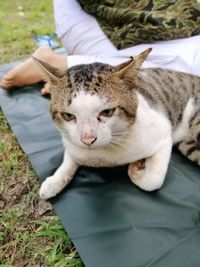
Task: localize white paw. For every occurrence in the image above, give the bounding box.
[132,172,164,191]
[39,175,66,200]
[128,165,165,191]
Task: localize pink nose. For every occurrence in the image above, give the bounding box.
[81,136,97,146]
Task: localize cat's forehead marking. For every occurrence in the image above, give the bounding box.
[69,90,107,117]
[67,63,111,94]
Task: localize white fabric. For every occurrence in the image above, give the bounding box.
[54,0,200,76]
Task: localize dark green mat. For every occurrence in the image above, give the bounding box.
[0,62,200,267]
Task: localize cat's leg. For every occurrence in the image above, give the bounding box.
[178,139,200,165]
[39,151,78,199]
[128,138,172,191]
[177,112,200,165]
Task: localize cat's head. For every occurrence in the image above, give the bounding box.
[33,48,151,149]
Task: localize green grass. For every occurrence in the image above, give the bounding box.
[0,1,83,266]
[0,111,83,266]
[0,0,56,64]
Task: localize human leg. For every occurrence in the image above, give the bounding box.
[0,46,68,94]
[54,0,118,56]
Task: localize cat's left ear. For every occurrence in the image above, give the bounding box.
[113,48,152,80]
[32,56,65,84]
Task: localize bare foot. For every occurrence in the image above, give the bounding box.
[0,46,68,95]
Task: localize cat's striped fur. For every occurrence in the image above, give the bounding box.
[137,68,200,164]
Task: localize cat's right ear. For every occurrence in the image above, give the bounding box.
[32,57,65,84]
[113,48,152,81]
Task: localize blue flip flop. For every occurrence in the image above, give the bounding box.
[34,34,60,49]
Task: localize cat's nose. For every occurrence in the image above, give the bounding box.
[81,136,97,146]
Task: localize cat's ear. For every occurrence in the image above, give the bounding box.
[32,56,65,84]
[113,48,152,80]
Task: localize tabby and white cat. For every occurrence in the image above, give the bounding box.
[34,48,200,200]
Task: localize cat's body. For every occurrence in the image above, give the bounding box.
[34,49,200,200]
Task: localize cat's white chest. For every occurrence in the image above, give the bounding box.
[64,93,172,167]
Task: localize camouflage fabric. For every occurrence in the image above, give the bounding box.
[78,0,200,49]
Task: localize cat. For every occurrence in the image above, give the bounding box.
[33,48,200,200]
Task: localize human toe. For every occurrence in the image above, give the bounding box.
[41,83,50,95]
[0,76,14,89]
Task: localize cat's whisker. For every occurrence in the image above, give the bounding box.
[112,136,129,142]
[99,142,121,153]
[105,146,116,153]
[110,140,127,151]
[104,142,124,153]
[111,137,133,146]
[110,139,132,151]
[111,143,128,152]
[104,144,115,152]
[111,133,128,138]
[96,136,129,151]
[112,141,132,148]
[108,145,123,153]
[112,130,129,135]
[96,127,123,150]
[112,135,132,142]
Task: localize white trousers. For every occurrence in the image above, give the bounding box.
[54,0,200,76]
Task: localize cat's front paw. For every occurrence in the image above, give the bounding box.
[39,175,65,200]
[128,160,164,191]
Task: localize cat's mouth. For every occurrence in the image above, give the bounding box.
[81,142,109,150]
[83,145,93,150]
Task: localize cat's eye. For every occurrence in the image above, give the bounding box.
[61,112,76,121]
[100,108,116,117]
